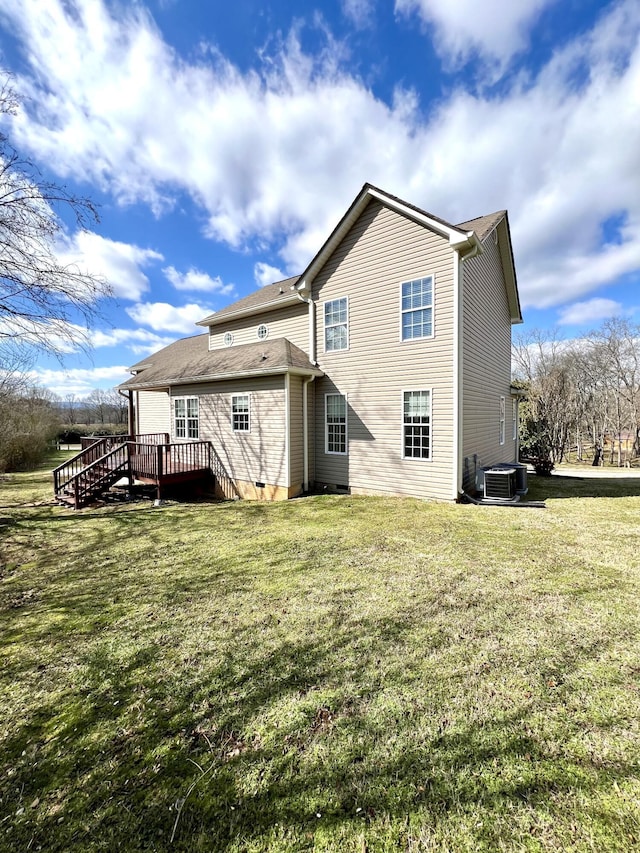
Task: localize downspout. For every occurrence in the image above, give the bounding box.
[119,388,135,437]
[296,289,316,365]
[284,373,290,494]
[297,287,317,494]
[452,234,482,501]
[302,375,315,492]
[452,254,463,501]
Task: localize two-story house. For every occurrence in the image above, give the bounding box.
[118,183,522,502]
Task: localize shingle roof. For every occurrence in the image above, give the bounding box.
[119,334,321,390]
[197,276,300,326]
[456,210,506,240]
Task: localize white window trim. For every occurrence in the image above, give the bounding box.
[325,392,348,455]
[512,398,517,442]
[401,389,432,461]
[231,393,251,434]
[323,296,349,354]
[173,395,199,441]
[256,324,269,341]
[224,331,234,347]
[399,275,435,343]
[499,396,506,446]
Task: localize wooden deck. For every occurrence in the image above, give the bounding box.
[129,441,213,497]
[54,435,215,506]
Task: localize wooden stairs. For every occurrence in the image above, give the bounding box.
[53,434,221,508]
[53,439,132,509]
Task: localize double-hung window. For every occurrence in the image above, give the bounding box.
[232,394,250,433]
[174,396,199,439]
[403,390,431,459]
[499,396,506,445]
[325,393,347,454]
[324,298,348,351]
[401,276,433,340]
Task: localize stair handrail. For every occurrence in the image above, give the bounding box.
[53,437,111,495]
[67,443,131,509]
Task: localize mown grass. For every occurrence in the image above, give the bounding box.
[1,455,640,851]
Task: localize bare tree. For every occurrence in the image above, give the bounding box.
[0,75,111,362]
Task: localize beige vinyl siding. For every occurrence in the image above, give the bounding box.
[209,303,308,352]
[312,199,456,500]
[288,375,304,492]
[461,229,517,474]
[137,391,170,435]
[172,377,288,488]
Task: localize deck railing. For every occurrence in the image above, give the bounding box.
[55,434,169,496]
[80,433,168,450]
[70,443,131,509]
[128,440,212,479]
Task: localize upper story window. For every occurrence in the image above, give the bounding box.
[257,324,269,340]
[401,276,433,340]
[174,396,199,440]
[223,332,234,347]
[324,297,348,352]
[232,394,250,433]
[403,390,431,459]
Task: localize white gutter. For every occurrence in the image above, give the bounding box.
[452,233,483,501]
[121,365,323,392]
[196,294,300,327]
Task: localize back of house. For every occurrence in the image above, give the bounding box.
[119,183,522,501]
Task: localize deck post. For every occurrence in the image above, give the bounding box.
[126,443,134,496]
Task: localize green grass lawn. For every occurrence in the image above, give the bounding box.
[1,455,640,851]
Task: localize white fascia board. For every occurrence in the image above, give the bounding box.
[123,365,324,391]
[367,187,468,244]
[297,185,473,292]
[195,294,301,327]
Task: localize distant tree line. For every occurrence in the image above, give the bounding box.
[0,383,127,473]
[513,318,640,467]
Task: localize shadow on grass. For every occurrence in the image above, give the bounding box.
[2,571,638,850]
[2,491,639,850]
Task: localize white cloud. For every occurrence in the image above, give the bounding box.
[125,301,212,333]
[2,0,640,314]
[28,365,131,397]
[342,0,375,29]
[394,0,558,71]
[58,231,163,301]
[557,298,623,327]
[163,265,235,295]
[91,327,177,354]
[254,262,287,287]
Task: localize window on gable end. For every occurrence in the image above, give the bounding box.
[325,393,347,454]
[324,298,348,352]
[403,390,431,459]
[401,276,433,340]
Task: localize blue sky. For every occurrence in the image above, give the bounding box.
[0,0,638,396]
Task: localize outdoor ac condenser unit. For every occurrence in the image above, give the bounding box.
[484,467,517,500]
[491,462,528,494]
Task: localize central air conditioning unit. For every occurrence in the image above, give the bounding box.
[484,466,517,500]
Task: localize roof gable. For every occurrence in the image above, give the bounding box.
[295,183,480,292]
